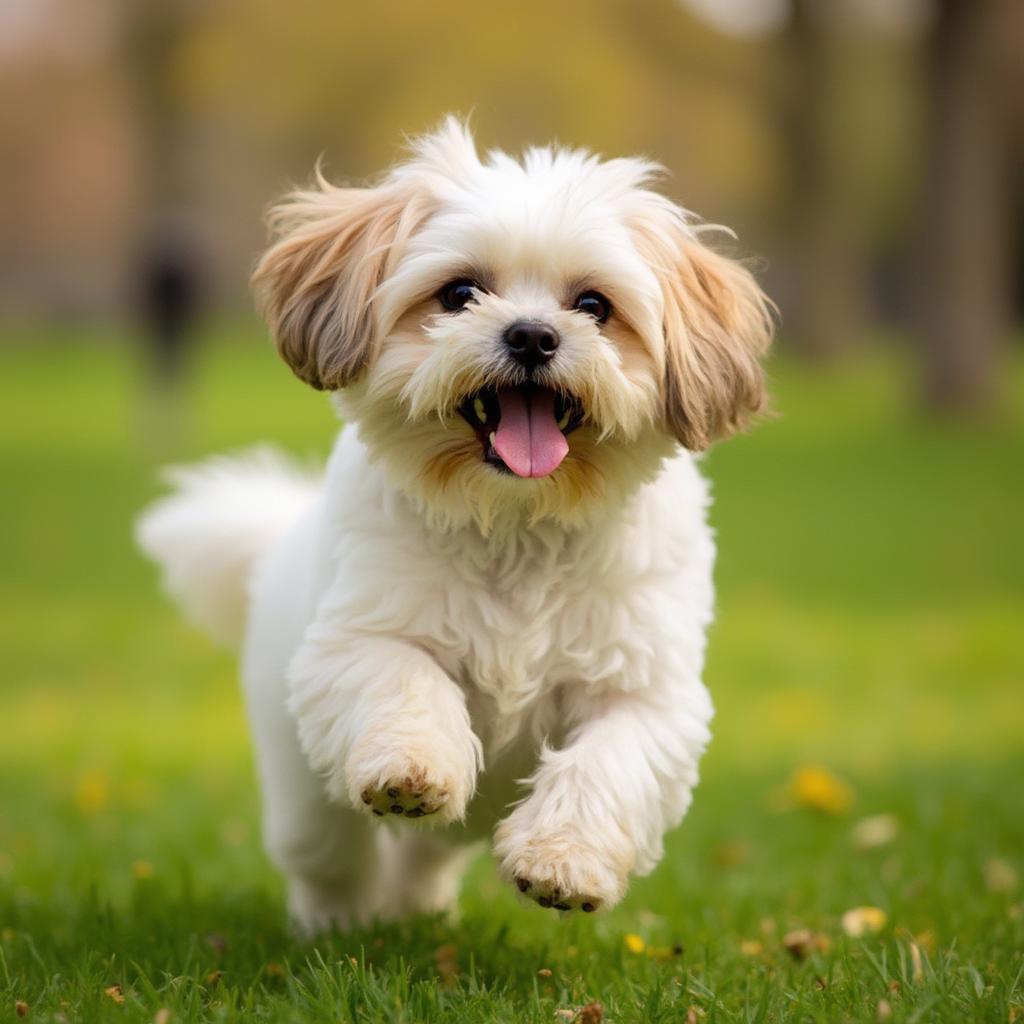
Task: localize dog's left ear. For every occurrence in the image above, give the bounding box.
[638,219,775,450]
[252,176,436,390]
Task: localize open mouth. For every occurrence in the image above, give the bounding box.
[458,384,584,478]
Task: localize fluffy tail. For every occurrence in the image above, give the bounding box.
[136,447,321,647]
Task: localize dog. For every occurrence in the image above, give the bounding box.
[137,118,774,934]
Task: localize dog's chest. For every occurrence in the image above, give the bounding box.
[415,531,627,715]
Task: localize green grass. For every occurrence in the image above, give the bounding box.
[1,322,1022,1023]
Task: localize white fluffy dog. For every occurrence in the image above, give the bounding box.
[137,119,774,934]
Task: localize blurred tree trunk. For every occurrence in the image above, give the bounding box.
[915,0,1015,414]
[123,4,193,215]
[783,0,867,361]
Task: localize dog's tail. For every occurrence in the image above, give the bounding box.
[136,447,320,648]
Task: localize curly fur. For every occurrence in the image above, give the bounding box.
[137,118,773,932]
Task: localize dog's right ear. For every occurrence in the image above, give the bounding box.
[252,175,435,390]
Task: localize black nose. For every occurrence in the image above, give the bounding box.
[503,320,560,371]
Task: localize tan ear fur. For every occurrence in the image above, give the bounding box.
[252,176,436,390]
[637,220,775,450]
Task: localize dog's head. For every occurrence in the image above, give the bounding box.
[253,119,774,531]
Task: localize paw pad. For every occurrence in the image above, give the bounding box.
[359,775,448,820]
[513,876,601,914]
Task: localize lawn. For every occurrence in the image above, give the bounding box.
[1,323,1022,1023]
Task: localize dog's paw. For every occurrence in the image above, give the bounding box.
[357,768,451,821]
[493,819,633,915]
[345,731,475,827]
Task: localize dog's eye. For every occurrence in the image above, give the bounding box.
[573,290,612,324]
[438,279,480,312]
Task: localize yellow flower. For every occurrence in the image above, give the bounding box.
[624,933,646,954]
[74,770,110,815]
[788,765,853,815]
[131,860,154,880]
[841,906,888,937]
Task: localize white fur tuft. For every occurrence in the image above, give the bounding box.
[136,448,320,647]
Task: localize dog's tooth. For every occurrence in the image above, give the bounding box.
[474,397,487,423]
[557,410,571,430]
[488,431,496,447]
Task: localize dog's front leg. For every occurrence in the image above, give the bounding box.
[493,686,711,913]
[288,633,483,826]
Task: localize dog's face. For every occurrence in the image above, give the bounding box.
[254,120,774,531]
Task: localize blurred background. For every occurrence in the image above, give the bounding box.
[2,0,1022,404]
[1,0,1022,992]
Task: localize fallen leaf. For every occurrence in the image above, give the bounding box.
[264,962,285,978]
[841,906,888,937]
[15,1002,28,1018]
[908,939,924,983]
[739,939,763,957]
[205,971,223,986]
[154,1010,171,1024]
[783,928,831,959]
[877,998,892,1021]
[851,814,899,850]
[578,1002,603,1024]
[104,985,124,1004]
[624,933,646,954]
[788,765,853,815]
[711,839,751,869]
[646,945,679,962]
[538,968,552,977]
[984,858,1019,893]
[434,943,459,987]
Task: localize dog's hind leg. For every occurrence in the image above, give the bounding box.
[374,832,481,921]
[242,506,386,935]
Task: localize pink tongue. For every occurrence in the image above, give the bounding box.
[493,388,570,479]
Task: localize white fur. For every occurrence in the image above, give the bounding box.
[137,120,770,932]
[136,449,319,647]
